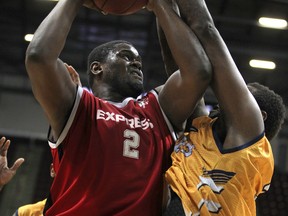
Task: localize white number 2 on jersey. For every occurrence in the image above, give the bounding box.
[123,129,140,159]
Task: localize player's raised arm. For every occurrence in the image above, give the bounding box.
[147,0,212,130]
[175,0,264,143]
[25,0,85,138]
[155,0,209,119]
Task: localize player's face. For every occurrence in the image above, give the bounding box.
[103,43,144,98]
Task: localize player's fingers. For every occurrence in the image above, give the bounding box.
[67,65,77,77]
[0,137,5,145]
[65,63,77,81]
[65,64,75,77]
[67,65,82,87]
[70,66,82,87]
[64,63,74,74]
[0,137,7,148]
[10,158,25,172]
[0,138,10,156]
[69,65,77,74]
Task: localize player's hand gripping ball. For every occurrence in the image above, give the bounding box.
[85,0,148,15]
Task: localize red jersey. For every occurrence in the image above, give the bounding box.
[46,87,175,216]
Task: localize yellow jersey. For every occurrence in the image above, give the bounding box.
[15,199,46,216]
[165,116,274,216]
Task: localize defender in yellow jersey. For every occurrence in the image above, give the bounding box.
[166,116,275,215]
[13,199,46,216]
[156,0,286,215]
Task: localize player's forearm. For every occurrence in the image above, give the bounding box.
[151,0,210,76]
[174,0,232,77]
[26,0,83,63]
[176,0,215,31]
[156,19,178,77]
[156,0,180,77]
[25,0,82,139]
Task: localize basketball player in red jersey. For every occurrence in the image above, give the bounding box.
[0,137,24,192]
[25,0,212,215]
[157,0,286,215]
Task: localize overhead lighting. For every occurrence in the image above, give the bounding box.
[24,34,34,42]
[249,59,276,70]
[258,17,287,29]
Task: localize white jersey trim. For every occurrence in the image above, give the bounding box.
[48,87,176,148]
[48,86,84,149]
[107,96,135,108]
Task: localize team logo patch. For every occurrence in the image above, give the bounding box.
[137,97,149,108]
[174,133,195,157]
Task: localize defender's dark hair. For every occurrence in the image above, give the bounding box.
[248,82,286,140]
[87,40,133,87]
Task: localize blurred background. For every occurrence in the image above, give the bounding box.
[0,0,288,215]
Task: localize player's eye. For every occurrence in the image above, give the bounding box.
[123,55,130,61]
[118,53,130,61]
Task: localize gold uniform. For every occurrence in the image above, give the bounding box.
[15,199,46,216]
[165,116,273,216]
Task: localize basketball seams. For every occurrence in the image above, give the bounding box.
[90,0,104,13]
[100,0,109,10]
[122,0,142,14]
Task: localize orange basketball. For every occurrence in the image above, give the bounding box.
[92,0,148,15]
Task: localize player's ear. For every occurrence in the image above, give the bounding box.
[261,110,267,121]
[90,61,103,76]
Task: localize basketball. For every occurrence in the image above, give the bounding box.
[92,0,148,15]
